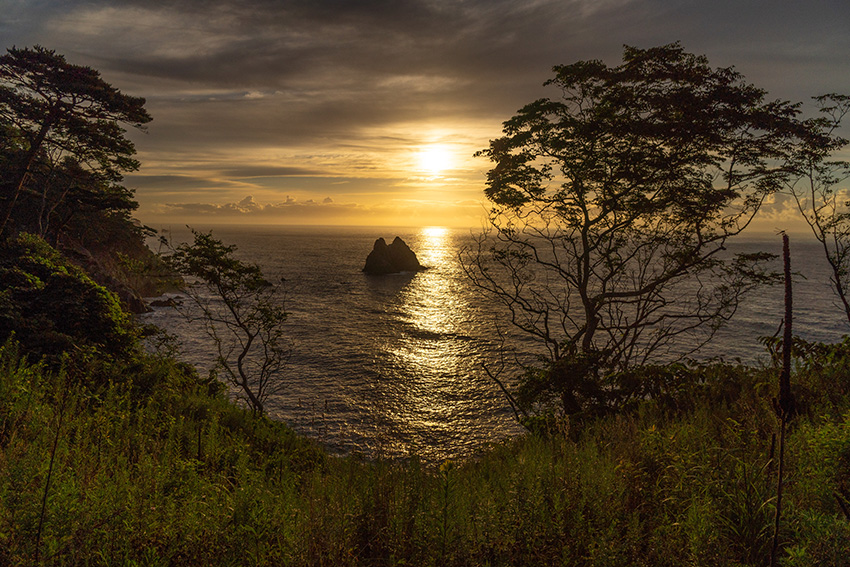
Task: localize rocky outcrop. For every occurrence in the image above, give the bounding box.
[149,297,182,308]
[59,240,151,313]
[363,236,426,274]
[57,234,181,314]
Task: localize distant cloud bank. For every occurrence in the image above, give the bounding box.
[145,195,487,228]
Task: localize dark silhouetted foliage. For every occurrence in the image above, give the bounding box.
[0,45,151,239]
[167,229,290,415]
[786,94,850,325]
[465,43,808,421]
[0,45,170,314]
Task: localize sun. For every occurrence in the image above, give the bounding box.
[417,145,453,176]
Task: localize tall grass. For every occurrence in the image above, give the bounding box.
[1,341,849,566]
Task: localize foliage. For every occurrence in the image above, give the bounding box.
[0,232,137,364]
[785,94,850,325]
[0,45,151,240]
[65,210,181,300]
[2,338,850,566]
[167,229,290,415]
[761,335,850,418]
[0,45,169,313]
[0,339,323,565]
[464,43,809,419]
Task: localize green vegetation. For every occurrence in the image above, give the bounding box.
[0,232,137,364]
[2,338,850,565]
[2,44,850,566]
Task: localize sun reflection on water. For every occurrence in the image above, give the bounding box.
[405,227,460,334]
[418,226,450,266]
[145,225,520,463]
[377,226,490,459]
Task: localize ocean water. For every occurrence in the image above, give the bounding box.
[142,225,849,463]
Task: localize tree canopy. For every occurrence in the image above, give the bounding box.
[465,43,809,420]
[0,45,167,350]
[0,45,151,239]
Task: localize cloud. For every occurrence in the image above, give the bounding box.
[219,166,326,178]
[38,0,848,158]
[155,196,360,225]
[29,1,640,108]
[236,195,260,211]
[14,1,850,108]
[148,194,487,227]
[124,174,237,192]
[161,195,350,215]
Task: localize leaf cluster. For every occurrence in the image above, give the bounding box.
[480,42,800,228]
[0,45,171,318]
[0,45,151,253]
[0,45,151,180]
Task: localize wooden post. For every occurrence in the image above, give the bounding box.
[770,233,795,567]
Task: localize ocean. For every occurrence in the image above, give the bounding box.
[142,225,849,463]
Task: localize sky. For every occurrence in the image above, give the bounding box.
[2,0,849,229]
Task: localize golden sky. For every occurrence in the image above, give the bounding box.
[3,0,850,228]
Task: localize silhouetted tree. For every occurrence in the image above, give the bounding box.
[464,44,805,421]
[785,94,850,324]
[0,45,151,236]
[168,230,290,415]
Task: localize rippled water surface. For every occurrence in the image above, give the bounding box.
[143,225,848,462]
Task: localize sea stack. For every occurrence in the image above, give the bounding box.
[363,236,426,274]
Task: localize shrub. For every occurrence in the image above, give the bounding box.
[0,233,137,363]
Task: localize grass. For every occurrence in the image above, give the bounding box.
[1,341,850,566]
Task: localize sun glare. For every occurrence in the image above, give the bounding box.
[417,145,453,175]
[422,226,448,238]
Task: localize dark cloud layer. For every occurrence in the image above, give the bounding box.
[219,166,327,178]
[7,1,849,101]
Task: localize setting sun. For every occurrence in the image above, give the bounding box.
[417,145,453,175]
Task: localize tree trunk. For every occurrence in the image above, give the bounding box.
[1,102,61,234]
